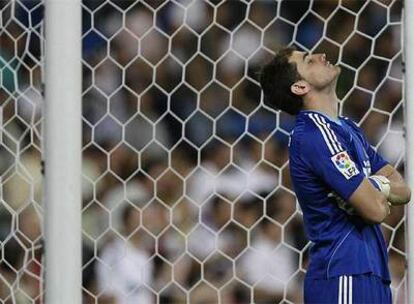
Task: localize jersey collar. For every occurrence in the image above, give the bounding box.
[299,110,343,126]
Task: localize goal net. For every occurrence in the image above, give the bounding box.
[0,0,406,303]
[0,0,43,303]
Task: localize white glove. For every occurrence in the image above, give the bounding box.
[368,175,391,198]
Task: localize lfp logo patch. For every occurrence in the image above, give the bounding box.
[331,151,360,180]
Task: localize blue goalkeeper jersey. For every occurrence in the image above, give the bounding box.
[289,110,390,281]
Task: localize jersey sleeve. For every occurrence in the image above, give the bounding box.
[302,114,365,200]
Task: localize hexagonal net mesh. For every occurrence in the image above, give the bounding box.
[0,0,406,303]
[0,0,44,303]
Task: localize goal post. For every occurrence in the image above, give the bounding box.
[44,0,82,303]
[404,0,414,303]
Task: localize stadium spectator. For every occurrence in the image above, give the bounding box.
[95,204,154,304]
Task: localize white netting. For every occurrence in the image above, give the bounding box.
[0,0,406,303]
[0,0,44,303]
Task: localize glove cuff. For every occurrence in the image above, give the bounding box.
[369,175,391,197]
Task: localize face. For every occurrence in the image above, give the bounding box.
[289,51,341,90]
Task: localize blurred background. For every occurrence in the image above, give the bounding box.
[0,0,406,303]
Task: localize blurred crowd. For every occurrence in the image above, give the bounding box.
[0,0,407,303]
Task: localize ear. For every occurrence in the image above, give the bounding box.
[291,80,310,96]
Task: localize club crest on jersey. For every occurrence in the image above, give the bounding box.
[331,151,359,179]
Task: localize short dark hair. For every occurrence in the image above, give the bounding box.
[259,47,304,115]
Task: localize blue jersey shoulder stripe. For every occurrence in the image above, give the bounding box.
[307,113,335,154]
[317,115,344,153]
[307,113,343,155]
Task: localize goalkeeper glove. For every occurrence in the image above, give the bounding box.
[368,175,391,198]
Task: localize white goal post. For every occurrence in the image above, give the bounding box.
[44,0,81,303]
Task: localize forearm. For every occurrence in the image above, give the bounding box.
[348,178,391,224]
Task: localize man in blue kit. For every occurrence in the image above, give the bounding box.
[260,47,411,304]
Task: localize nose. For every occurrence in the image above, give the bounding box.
[320,53,326,63]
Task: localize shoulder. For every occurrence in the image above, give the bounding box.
[340,116,359,130]
[292,112,345,156]
[291,112,321,139]
[340,116,367,139]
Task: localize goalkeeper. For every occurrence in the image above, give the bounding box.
[260,47,411,304]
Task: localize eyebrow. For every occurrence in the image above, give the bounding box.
[302,52,309,61]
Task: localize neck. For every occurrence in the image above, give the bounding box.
[303,84,339,120]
